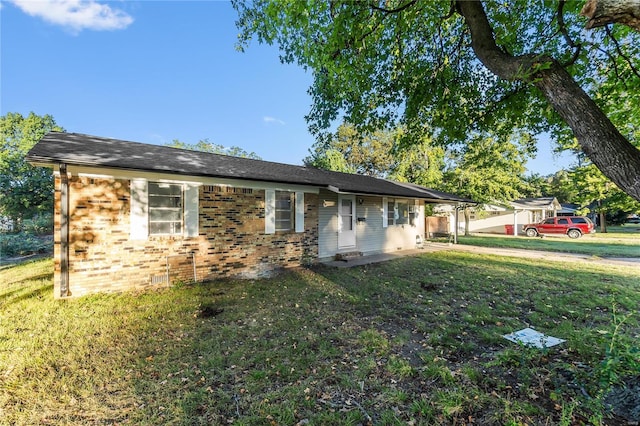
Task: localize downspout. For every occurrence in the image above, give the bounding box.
[59,163,70,297]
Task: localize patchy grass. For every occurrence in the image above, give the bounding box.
[1,254,639,425]
[455,228,640,258]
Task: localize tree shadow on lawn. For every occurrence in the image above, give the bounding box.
[0,280,53,308]
[306,252,639,423]
[9,253,636,425]
[125,252,638,425]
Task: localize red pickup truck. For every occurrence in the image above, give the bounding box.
[522,216,595,239]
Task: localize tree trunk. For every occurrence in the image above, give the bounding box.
[532,61,640,202]
[464,207,471,236]
[581,0,640,31]
[597,200,608,233]
[599,210,607,233]
[457,1,640,202]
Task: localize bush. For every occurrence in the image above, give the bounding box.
[22,213,53,235]
[0,233,53,257]
[606,211,631,226]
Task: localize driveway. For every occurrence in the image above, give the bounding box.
[434,242,640,267]
[325,242,640,269]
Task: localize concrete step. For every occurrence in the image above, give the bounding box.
[334,251,363,262]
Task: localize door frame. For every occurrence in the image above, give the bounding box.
[338,194,357,249]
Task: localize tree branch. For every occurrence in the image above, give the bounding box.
[369,0,417,15]
[595,44,624,85]
[557,0,582,67]
[441,0,457,20]
[604,26,640,80]
[455,1,541,81]
[455,0,640,201]
[581,0,640,32]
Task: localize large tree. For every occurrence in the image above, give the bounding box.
[233,0,640,201]
[165,138,261,159]
[305,123,395,177]
[570,163,640,232]
[305,123,445,187]
[522,170,579,204]
[0,112,64,229]
[442,132,531,234]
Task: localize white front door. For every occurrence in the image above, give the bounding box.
[338,195,356,248]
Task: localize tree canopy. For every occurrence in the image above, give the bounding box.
[305,123,445,187]
[0,112,63,228]
[442,134,531,205]
[165,139,261,160]
[233,0,640,201]
[304,123,391,177]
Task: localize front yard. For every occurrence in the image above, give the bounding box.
[454,226,640,258]
[1,251,639,425]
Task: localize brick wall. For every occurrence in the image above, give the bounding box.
[53,176,319,298]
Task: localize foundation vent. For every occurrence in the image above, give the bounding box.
[150,274,169,285]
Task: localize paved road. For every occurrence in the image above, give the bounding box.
[325,242,640,269]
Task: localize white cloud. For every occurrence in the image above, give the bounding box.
[10,0,133,33]
[263,116,285,125]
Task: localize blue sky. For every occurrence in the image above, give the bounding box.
[1,0,574,174]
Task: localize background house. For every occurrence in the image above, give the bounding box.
[433,197,562,236]
[0,216,14,232]
[27,132,471,298]
[558,203,579,216]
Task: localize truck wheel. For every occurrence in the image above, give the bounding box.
[525,228,538,237]
[567,229,582,239]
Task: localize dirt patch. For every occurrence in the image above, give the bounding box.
[605,376,640,423]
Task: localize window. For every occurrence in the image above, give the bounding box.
[130,179,198,240]
[275,191,294,231]
[149,182,183,235]
[408,204,420,226]
[558,218,569,225]
[265,190,304,234]
[340,198,353,232]
[543,218,555,224]
[396,200,409,225]
[386,199,410,226]
[387,200,395,224]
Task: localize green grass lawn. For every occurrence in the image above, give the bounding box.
[454,226,640,258]
[1,254,639,425]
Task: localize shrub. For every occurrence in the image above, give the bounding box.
[0,233,53,257]
[22,213,53,235]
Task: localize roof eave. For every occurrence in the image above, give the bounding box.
[27,155,326,189]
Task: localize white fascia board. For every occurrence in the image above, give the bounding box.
[481,204,509,212]
[28,161,56,169]
[59,165,320,194]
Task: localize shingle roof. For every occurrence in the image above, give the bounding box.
[27,132,473,203]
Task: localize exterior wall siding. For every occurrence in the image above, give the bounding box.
[354,196,386,254]
[317,189,339,259]
[317,190,425,260]
[53,176,319,298]
[382,200,424,252]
